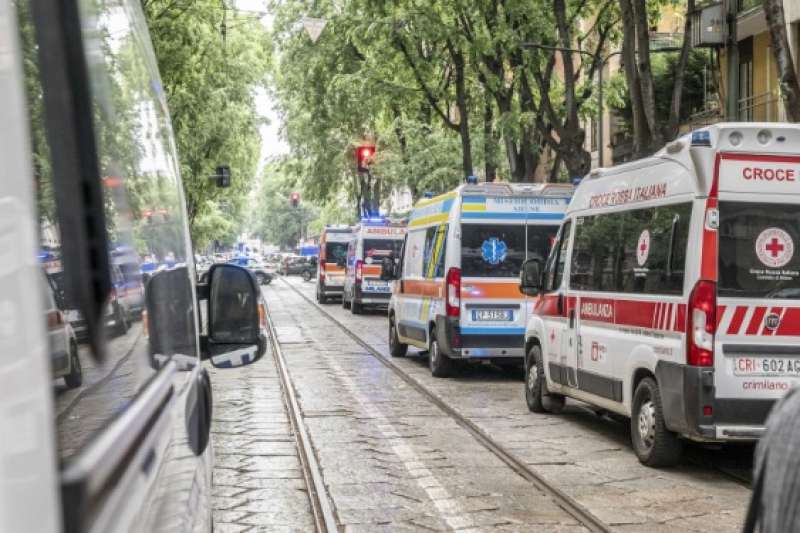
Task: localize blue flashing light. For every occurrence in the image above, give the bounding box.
[423,191,434,199]
[691,130,711,147]
[571,177,582,186]
[465,175,479,185]
[361,216,388,225]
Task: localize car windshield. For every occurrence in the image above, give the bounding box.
[719,201,800,299]
[461,223,558,278]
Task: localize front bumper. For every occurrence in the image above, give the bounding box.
[656,361,774,441]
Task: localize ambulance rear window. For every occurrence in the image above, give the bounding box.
[363,239,403,262]
[461,224,558,278]
[325,242,348,263]
[719,202,800,299]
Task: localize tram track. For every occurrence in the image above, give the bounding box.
[277,277,613,533]
[263,294,339,533]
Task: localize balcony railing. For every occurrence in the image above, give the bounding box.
[738,0,761,14]
[739,91,781,122]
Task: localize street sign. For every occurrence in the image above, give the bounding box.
[302,17,327,43]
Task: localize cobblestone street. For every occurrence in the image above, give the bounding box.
[210,277,754,532]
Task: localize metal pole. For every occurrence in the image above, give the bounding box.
[598,64,604,168]
[725,0,739,120]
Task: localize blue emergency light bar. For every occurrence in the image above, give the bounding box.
[360,216,388,225]
[691,130,711,147]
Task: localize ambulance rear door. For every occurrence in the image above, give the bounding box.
[714,152,800,434]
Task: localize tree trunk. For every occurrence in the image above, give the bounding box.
[450,43,473,179]
[632,0,660,150]
[666,0,695,140]
[619,0,650,158]
[763,0,800,121]
[483,91,498,182]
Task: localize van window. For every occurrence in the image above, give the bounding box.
[461,224,525,278]
[363,238,403,264]
[18,0,197,463]
[545,221,571,291]
[570,203,691,295]
[403,229,426,277]
[719,201,800,299]
[422,225,448,278]
[325,241,348,264]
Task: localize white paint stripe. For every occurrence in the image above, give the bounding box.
[655,302,663,329]
[738,306,755,336]
[669,303,677,331]
[718,306,735,335]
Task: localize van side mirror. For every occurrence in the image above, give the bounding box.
[519,259,542,295]
[203,264,266,368]
[380,257,397,281]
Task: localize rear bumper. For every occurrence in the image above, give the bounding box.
[320,282,344,296]
[435,316,524,358]
[656,361,775,441]
[354,287,390,306]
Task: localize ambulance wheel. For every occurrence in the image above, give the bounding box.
[351,299,362,314]
[631,377,683,468]
[428,329,453,378]
[342,293,351,309]
[525,346,564,414]
[64,341,83,389]
[316,286,327,304]
[389,316,407,358]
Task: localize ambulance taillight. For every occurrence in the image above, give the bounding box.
[446,267,461,318]
[687,280,716,367]
[355,260,363,285]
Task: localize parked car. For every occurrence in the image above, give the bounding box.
[280,254,317,277]
[43,270,82,389]
[2,4,266,533]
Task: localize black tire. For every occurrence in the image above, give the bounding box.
[317,286,328,304]
[262,275,272,285]
[302,269,313,282]
[525,345,565,414]
[255,272,268,285]
[631,377,683,467]
[525,346,547,413]
[351,299,362,314]
[114,304,129,336]
[342,291,351,309]
[389,316,407,358]
[64,342,83,389]
[428,328,453,378]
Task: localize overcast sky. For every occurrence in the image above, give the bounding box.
[234,0,290,171]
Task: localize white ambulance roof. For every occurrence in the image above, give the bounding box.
[569,123,800,214]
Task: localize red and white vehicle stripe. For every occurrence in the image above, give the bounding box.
[717,304,798,336]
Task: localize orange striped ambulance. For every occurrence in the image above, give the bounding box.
[383,182,573,377]
[316,225,353,303]
[342,218,406,313]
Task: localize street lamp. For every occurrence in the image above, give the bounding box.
[521,42,682,168]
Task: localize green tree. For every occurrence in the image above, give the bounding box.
[143,1,270,248]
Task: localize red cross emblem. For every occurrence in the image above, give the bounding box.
[766,238,784,258]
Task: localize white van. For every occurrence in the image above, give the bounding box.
[520,123,800,467]
[316,225,353,303]
[384,182,572,377]
[1,3,266,532]
[343,219,406,313]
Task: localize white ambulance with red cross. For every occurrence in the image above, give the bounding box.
[519,123,800,467]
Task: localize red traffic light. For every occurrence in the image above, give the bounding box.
[356,145,375,172]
